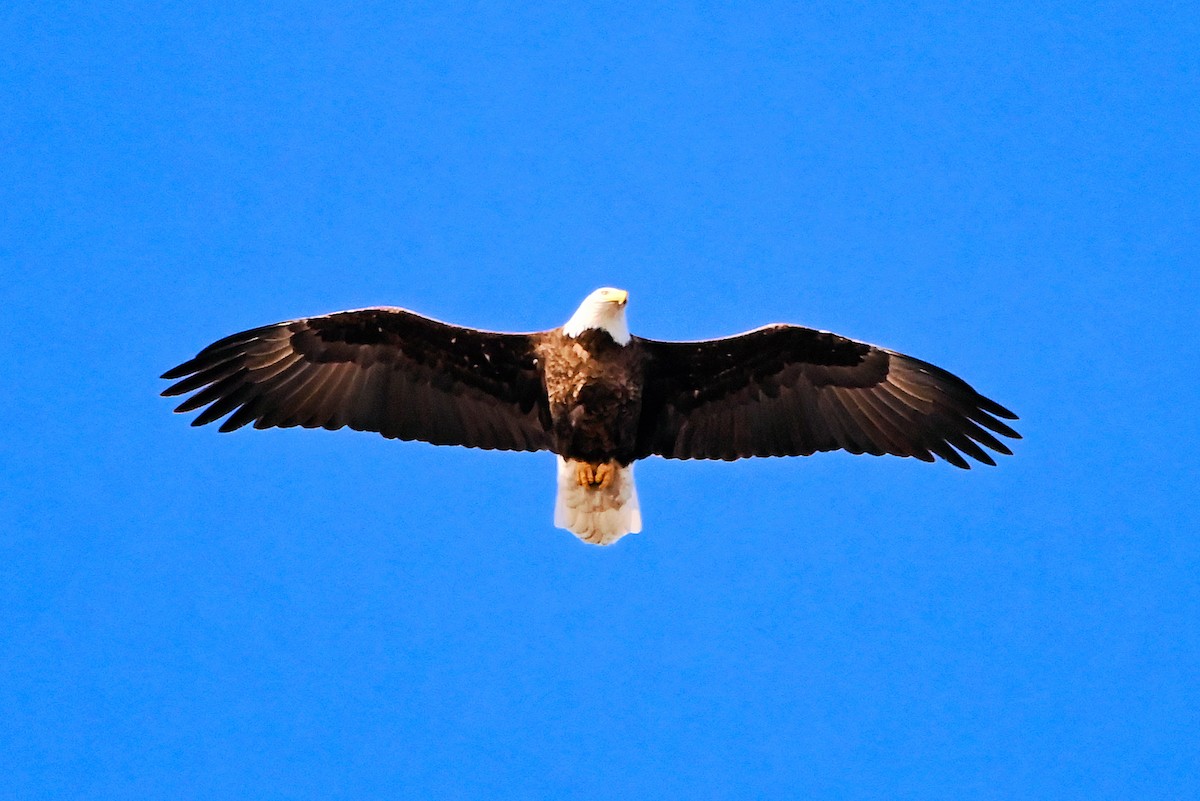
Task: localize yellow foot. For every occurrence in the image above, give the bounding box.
[594,461,615,490]
[575,461,617,490]
[576,462,596,487]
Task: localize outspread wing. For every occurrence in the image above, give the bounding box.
[634,325,1019,467]
[162,308,552,452]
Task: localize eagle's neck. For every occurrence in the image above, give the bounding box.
[562,302,631,345]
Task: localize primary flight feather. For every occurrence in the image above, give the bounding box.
[162,288,1020,544]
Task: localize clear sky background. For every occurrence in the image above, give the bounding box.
[3,2,1198,799]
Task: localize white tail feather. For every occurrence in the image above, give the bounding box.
[554,458,642,545]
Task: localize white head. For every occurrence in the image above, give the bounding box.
[562,287,631,344]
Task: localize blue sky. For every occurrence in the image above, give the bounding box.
[3,2,1198,798]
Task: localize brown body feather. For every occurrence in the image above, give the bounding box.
[537,328,646,464]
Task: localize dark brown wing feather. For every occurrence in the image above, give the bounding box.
[634,325,1019,467]
[162,308,553,452]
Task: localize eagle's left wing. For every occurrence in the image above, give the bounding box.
[633,325,1019,467]
[162,307,552,452]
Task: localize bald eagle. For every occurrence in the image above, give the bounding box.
[162,288,1019,545]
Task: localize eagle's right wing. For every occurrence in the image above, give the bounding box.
[162,308,553,452]
[634,325,1019,467]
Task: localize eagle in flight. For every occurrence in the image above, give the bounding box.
[162,288,1019,545]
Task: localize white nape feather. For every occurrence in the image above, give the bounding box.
[562,287,631,344]
[554,457,642,545]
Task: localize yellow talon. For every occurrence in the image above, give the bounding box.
[576,463,595,487]
[594,462,615,490]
